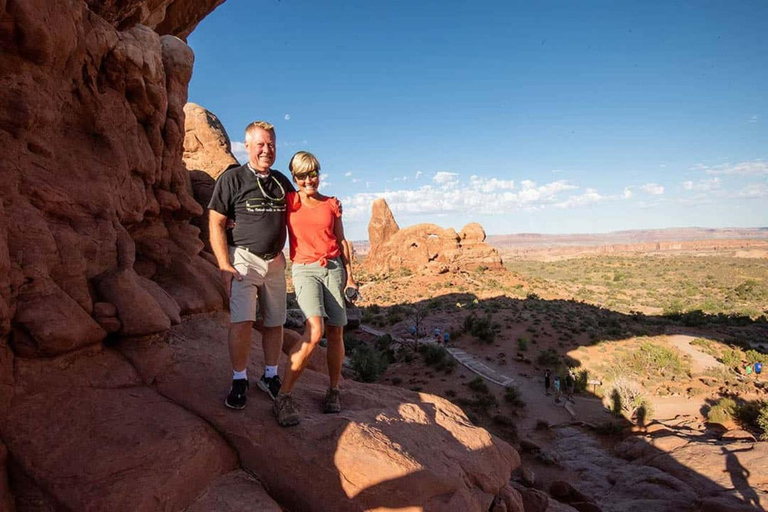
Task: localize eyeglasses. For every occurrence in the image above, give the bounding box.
[294,170,319,180]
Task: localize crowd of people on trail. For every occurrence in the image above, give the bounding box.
[408,326,451,346]
[209,120,358,427]
[544,369,576,403]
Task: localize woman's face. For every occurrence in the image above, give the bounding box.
[295,170,320,196]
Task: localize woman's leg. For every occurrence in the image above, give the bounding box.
[325,325,344,389]
[281,316,324,394]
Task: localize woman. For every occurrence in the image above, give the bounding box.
[273,151,357,427]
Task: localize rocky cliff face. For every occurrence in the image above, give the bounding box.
[0,2,522,510]
[363,198,504,275]
[0,0,228,360]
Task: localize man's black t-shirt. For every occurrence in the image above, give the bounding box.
[208,165,296,255]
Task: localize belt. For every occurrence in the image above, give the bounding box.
[236,246,281,260]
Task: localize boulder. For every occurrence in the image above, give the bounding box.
[183,103,239,180]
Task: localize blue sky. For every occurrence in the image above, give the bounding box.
[188,0,768,241]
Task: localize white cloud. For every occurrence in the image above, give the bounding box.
[639,183,664,195]
[554,188,605,209]
[415,171,423,180]
[341,176,581,220]
[433,172,460,187]
[682,177,721,191]
[748,115,760,123]
[696,160,768,176]
[623,187,633,199]
[734,182,768,198]
[345,172,353,177]
[231,141,247,163]
[469,175,515,193]
[284,114,291,121]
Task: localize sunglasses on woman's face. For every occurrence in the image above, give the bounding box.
[295,170,319,181]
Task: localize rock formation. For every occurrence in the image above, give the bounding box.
[182,102,239,251]
[363,198,504,275]
[0,1,522,510]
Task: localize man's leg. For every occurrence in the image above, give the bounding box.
[225,247,260,410]
[229,321,255,371]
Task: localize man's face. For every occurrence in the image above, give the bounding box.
[245,128,276,173]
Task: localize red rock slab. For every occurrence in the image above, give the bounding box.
[0,441,13,512]
[185,470,281,512]
[125,313,520,512]
[2,385,237,511]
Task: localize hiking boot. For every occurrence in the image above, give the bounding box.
[323,387,341,414]
[273,393,300,427]
[258,374,282,401]
[225,378,249,410]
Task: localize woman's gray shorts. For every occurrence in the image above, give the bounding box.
[292,256,347,326]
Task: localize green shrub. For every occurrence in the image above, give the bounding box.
[619,341,690,379]
[468,377,490,394]
[463,314,496,343]
[504,386,525,407]
[745,350,767,365]
[351,344,389,382]
[537,348,560,367]
[707,398,737,424]
[517,337,528,352]
[720,348,743,369]
[423,345,448,366]
[343,333,364,353]
[757,403,768,440]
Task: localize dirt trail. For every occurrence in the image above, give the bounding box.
[666,334,722,373]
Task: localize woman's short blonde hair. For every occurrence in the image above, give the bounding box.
[289,151,321,177]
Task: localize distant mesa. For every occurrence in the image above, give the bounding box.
[363,198,504,275]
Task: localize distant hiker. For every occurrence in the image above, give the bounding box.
[209,121,295,411]
[544,369,551,395]
[434,328,442,344]
[443,331,450,346]
[755,361,763,379]
[565,371,575,402]
[553,375,562,402]
[745,363,753,376]
[276,151,358,427]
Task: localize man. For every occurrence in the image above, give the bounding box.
[208,121,295,410]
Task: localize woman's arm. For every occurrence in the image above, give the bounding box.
[333,213,357,290]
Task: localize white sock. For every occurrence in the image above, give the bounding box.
[264,365,278,379]
[233,369,247,380]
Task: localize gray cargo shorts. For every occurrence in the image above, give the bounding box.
[292,256,347,327]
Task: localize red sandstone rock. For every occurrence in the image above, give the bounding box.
[183,102,239,180]
[95,315,123,333]
[186,470,282,512]
[93,268,172,336]
[122,313,520,512]
[363,200,504,275]
[368,198,400,254]
[1,0,225,358]
[1,345,238,511]
[0,441,12,512]
[93,301,118,317]
[182,102,239,252]
[13,277,106,357]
